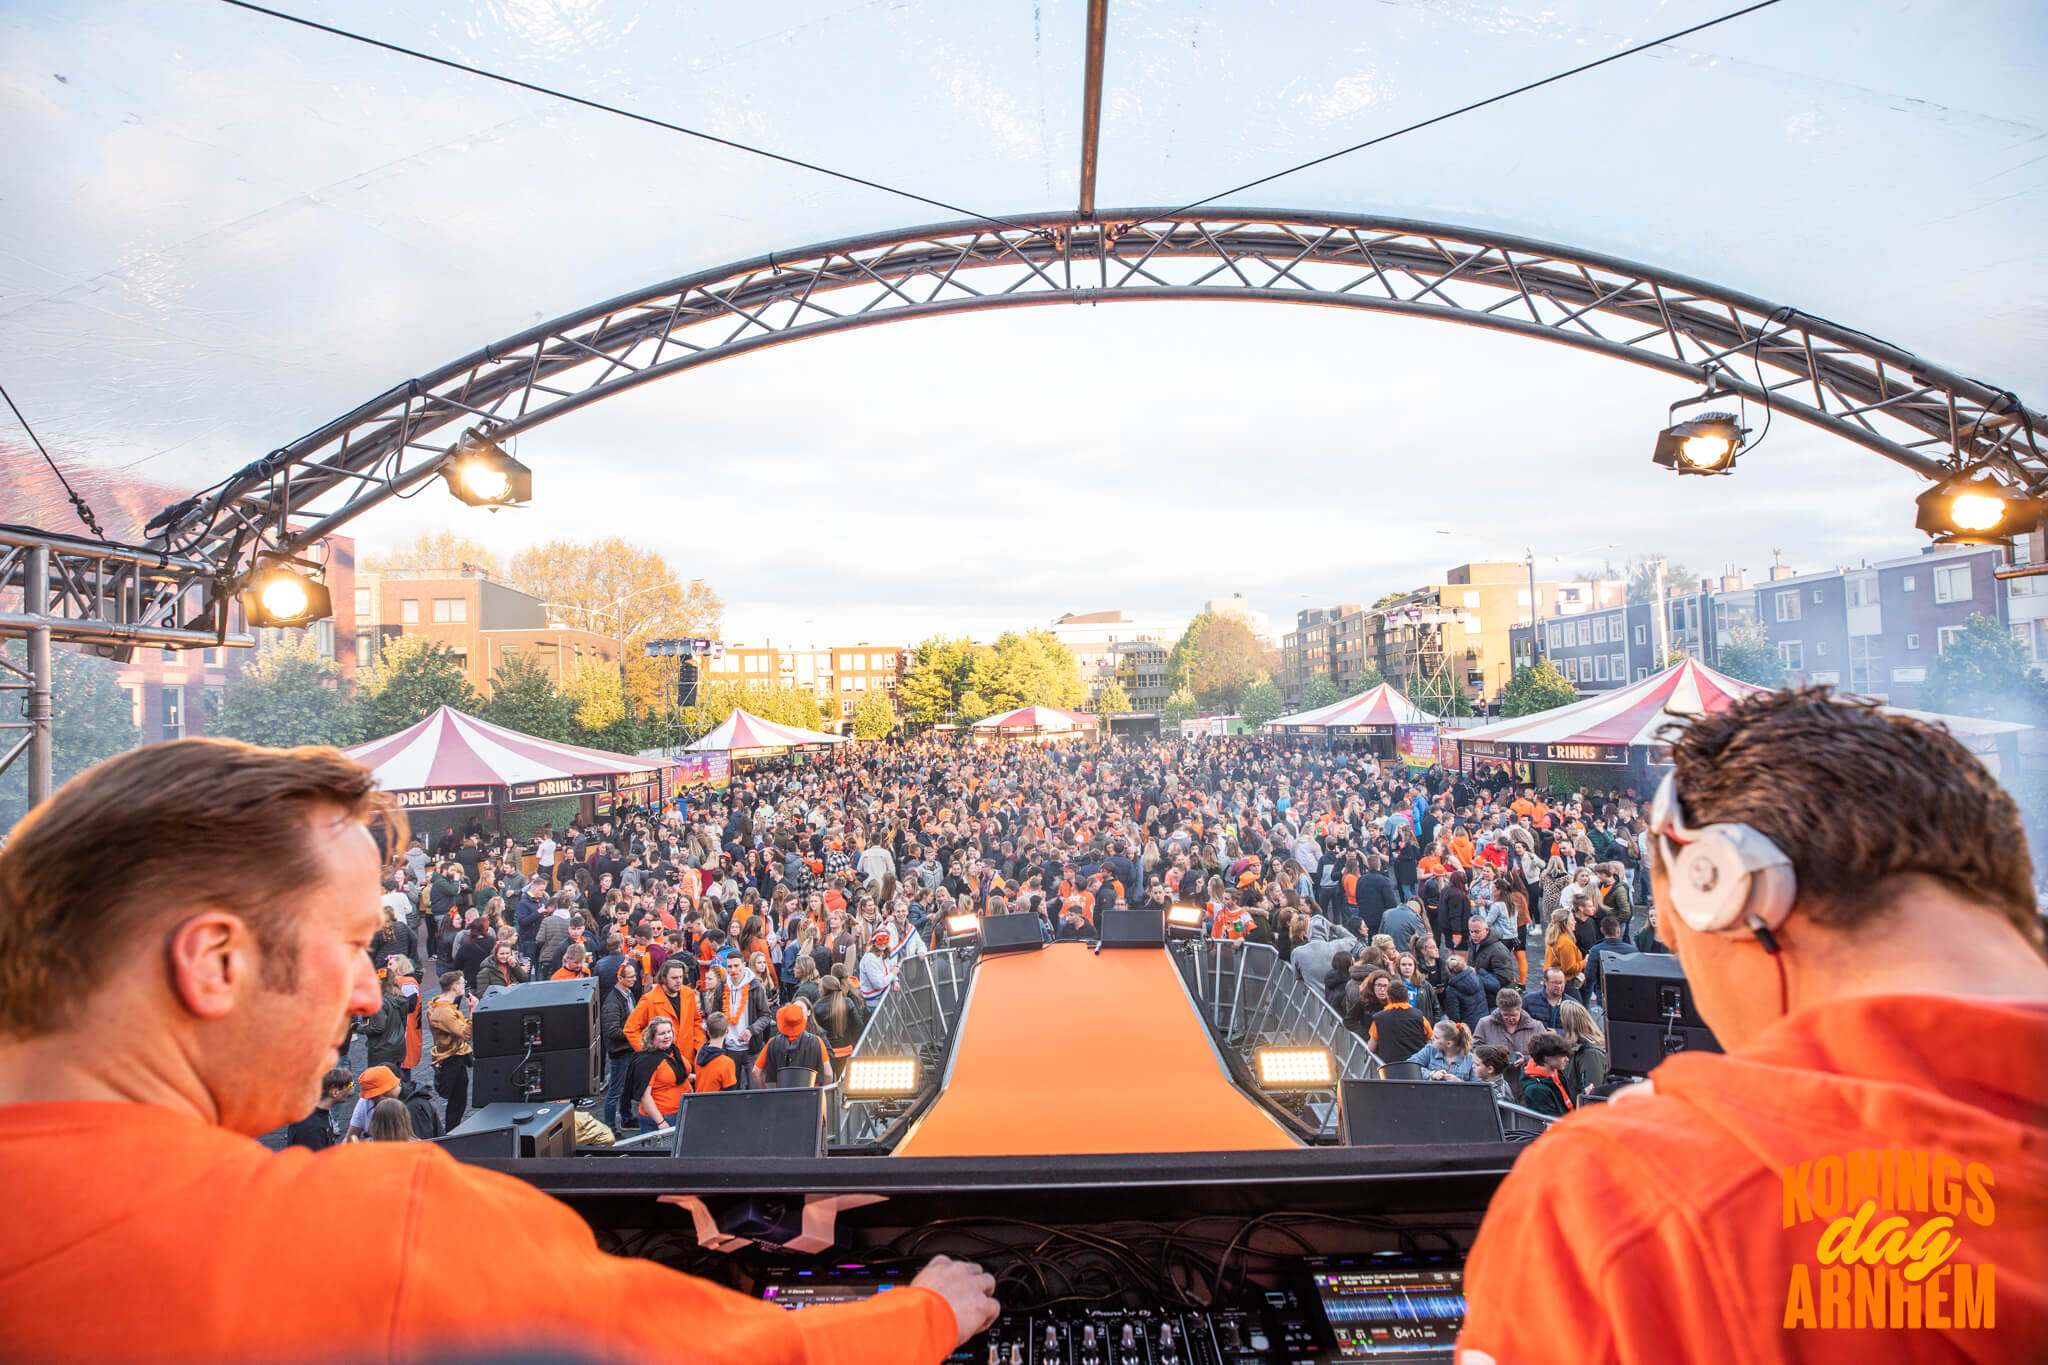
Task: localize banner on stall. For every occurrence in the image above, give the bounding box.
[1179,717,1228,738]
[1396,724,1441,769]
[667,753,732,791]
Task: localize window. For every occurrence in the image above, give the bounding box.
[315,620,334,658]
[853,676,867,691]
[1612,652,1626,680]
[743,656,761,673]
[400,598,420,625]
[122,684,141,728]
[432,597,467,623]
[1609,612,1623,637]
[1592,654,1608,681]
[1591,616,1607,644]
[535,641,559,669]
[1779,641,1804,669]
[841,699,855,718]
[355,632,374,665]
[448,649,469,671]
[1902,574,1917,593]
[1849,636,1882,693]
[1634,624,1647,645]
[1937,626,1965,654]
[1905,633,1920,651]
[871,653,890,670]
[161,686,185,741]
[1933,564,1972,604]
[1812,589,1824,604]
[1776,591,1801,622]
[1562,657,1577,681]
[203,647,220,666]
[1636,668,1649,680]
[1547,624,1561,650]
[1463,591,1480,608]
[1464,616,1481,633]
[1516,590,1531,606]
[355,588,371,617]
[1848,573,1877,608]
[1815,639,1828,656]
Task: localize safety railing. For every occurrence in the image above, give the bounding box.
[833,948,970,1147]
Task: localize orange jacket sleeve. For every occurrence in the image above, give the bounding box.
[623,990,657,1052]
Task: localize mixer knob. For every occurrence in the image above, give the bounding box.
[1009,1345,1024,1365]
[1045,1325,1060,1354]
[1121,1323,1136,1350]
[1083,1325,1097,1348]
[1160,1322,1174,1347]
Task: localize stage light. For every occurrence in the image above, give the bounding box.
[843,1056,919,1099]
[1651,412,1746,475]
[240,561,333,628]
[442,430,532,509]
[945,912,981,942]
[1254,1047,1335,1090]
[1914,477,2047,544]
[1166,904,1204,940]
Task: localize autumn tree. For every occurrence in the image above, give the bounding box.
[852,688,898,739]
[1094,681,1134,715]
[363,530,503,579]
[970,630,1084,712]
[900,636,981,723]
[357,635,482,738]
[506,539,721,641]
[1168,612,1267,710]
[484,651,577,742]
[211,635,360,748]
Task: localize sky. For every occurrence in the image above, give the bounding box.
[2,0,2042,650]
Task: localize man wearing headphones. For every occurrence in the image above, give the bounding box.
[1456,689,2045,1362]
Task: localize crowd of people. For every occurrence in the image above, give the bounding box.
[295,732,1664,1146]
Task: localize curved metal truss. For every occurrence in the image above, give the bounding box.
[21,208,2048,646]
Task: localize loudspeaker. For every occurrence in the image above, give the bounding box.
[472,977,597,1058]
[671,1086,827,1159]
[1095,908,1164,949]
[678,659,699,709]
[471,1038,602,1104]
[1606,952,1720,1074]
[978,912,1047,956]
[1339,1079,1506,1146]
[433,1100,574,1159]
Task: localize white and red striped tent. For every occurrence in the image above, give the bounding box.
[972,705,1096,735]
[1266,682,1437,733]
[684,707,847,755]
[1456,658,1761,754]
[345,705,658,807]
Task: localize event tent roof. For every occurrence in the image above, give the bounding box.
[684,707,848,753]
[345,705,656,795]
[1267,682,1437,731]
[973,705,1096,732]
[1455,658,1759,750]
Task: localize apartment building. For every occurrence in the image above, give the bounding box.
[356,571,618,695]
[1051,610,1177,705]
[1109,638,1172,712]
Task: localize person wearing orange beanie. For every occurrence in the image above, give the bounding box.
[752,1001,833,1088]
[1458,692,2045,1363]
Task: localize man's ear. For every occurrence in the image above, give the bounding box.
[165,911,251,1020]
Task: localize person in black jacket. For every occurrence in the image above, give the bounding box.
[1367,979,1432,1062]
[1466,916,1519,1007]
[362,977,410,1073]
[600,961,644,1134]
[283,1068,354,1151]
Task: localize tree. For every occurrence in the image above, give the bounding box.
[852,688,897,738]
[1409,663,1473,718]
[1626,554,1695,605]
[1168,612,1267,711]
[1299,674,1341,711]
[956,689,991,724]
[974,630,1084,711]
[363,530,503,579]
[1094,681,1134,716]
[1238,678,1284,728]
[1922,613,2048,721]
[484,651,577,742]
[1342,666,1385,696]
[211,635,360,748]
[357,635,482,739]
[683,681,838,735]
[506,538,721,641]
[0,644,142,831]
[1372,591,1409,609]
[900,636,981,723]
[1714,620,1790,688]
[1160,686,1199,726]
[1498,660,1580,717]
[561,657,627,732]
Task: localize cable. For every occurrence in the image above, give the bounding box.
[214,0,1035,234]
[2,381,110,542]
[1164,0,1789,216]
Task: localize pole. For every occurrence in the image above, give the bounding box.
[1652,559,1670,669]
[27,544,53,805]
[1527,551,1540,665]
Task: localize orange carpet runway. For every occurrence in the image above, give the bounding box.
[894,942,1300,1157]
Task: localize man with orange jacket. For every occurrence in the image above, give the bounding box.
[625,955,708,1057]
[1458,691,2045,1362]
[0,740,998,1364]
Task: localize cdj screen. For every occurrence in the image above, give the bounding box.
[759,1274,906,1311]
[1308,1260,1467,1358]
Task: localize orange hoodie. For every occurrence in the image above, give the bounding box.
[0,1101,955,1364]
[1458,994,2046,1363]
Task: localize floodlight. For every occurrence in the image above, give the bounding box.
[1915,477,2048,545]
[843,1056,920,1099]
[1166,904,1205,939]
[239,560,332,628]
[944,912,981,942]
[441,430,532,508]
[1254,1047,1335,1090]
[1651,412,1746,475]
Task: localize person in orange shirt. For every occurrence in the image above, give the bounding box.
[1458,690,2045,1363]
[550,941,592,981]
[625,956,707,1056]
[0,739,997,1364]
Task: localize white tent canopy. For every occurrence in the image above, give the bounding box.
[684,707,848,754]
[1266,682,1436,732]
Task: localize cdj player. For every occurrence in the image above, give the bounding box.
[757,1251,1467,1365]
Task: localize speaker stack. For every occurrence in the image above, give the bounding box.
[471,978,601,1105]
[432,1100,575,1159]
[1605,953,1721,1075]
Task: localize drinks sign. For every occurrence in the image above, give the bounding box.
[395,786,491,809]
[507,774,612,801]
[1541,742,1631,766]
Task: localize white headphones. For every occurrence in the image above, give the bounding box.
[1649,769,1797,945]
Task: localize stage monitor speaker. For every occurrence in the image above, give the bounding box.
[472,977,597,1058]
[1095,908,1164,949]
[671,1086,827,1159]
[1605,952,1721,1075]
[471,1038,602,1105]
[978,912,1047,956]
[1340,1079,1506,1146]
[434,1100,574,1159]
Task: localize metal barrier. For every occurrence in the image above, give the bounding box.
[833,948,970,1147]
